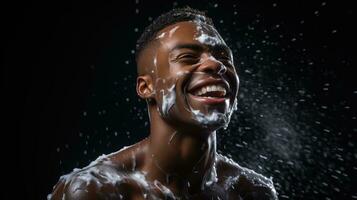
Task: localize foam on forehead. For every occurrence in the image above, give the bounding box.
[153,20,225,52]
[192,20,226,46]
[136,9,213,54]
[154,14,208,38]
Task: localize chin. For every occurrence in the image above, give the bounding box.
[185,111,232,132]
[199,117,230,131]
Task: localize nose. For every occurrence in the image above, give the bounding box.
[197,54,227,75]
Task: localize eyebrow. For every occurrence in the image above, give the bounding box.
[170,43,232,55]
[170,43,205,52]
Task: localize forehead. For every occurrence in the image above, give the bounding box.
[155,21,227,51]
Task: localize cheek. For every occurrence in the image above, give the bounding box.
[236,75,240,90]
[154,77,177,116]
[234,73,240,94]
[155,77,175,97]
[228,69,239,91]
[153,59,200,116]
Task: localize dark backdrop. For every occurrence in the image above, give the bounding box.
[9,0,355,199]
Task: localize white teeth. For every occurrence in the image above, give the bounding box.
[193,85,227,96]
[212,85,217,92]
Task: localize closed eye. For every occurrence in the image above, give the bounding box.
[178,54,199,59]
[176,54,200,64]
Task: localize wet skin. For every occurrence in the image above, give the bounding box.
[49,21,278,200]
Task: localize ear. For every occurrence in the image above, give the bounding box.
[136,75,155,100]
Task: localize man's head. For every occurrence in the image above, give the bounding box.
[135,7,239,133]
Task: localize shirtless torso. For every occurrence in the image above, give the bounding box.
[49,139,277,200]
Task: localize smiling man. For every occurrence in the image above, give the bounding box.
[49,7,278,200]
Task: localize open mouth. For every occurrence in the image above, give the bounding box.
[187,79,230,104]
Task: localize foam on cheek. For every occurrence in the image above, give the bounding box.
[158,70,190,117]
[160,84,176,117]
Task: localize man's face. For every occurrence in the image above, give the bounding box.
[149,21,239,132]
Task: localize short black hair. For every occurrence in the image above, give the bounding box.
[135,7,215,61]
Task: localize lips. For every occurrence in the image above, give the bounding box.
[186,76,231,103]
[192,84,226,97]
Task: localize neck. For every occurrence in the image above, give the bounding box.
[141,106,218,194]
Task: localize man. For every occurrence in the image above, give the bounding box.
[49,7,278,200]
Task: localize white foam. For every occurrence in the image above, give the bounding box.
[168,131,178,144]
[153,180,176,199]
[156,32,166,39]
[49,151,277,199]
[153,57,157,68]
[191,109,228,126]
[161,85,176,116]
[168,25,180,38]
[202,157,218,189]
[218,154,277,198]
[192,21,225,47]
[195,33,222,46]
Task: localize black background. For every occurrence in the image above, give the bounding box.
[8,0,355,199]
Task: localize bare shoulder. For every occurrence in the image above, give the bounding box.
[216,154,278,200]
[48,159,124,199]
[48,143,148,200]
